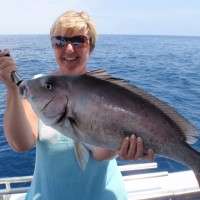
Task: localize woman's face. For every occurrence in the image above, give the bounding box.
[52,29,91,75]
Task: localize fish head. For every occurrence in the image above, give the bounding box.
[19,75,72,126]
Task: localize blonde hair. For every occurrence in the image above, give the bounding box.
[50,10,96,52]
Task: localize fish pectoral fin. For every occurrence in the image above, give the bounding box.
[74,142,90,170]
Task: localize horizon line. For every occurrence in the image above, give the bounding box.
[0,33,200,38]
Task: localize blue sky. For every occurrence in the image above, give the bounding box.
[0,0,200,36]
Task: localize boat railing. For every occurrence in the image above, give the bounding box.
[0,176,32,200]
[0,162,200,200]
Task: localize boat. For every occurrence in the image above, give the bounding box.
[0,161,200,200]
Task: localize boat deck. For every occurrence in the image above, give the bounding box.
[120,162,200,199]
[0,162,200,200]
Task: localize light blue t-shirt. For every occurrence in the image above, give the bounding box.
[25,121,128,200]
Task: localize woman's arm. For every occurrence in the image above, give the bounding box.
[0,50,38,152]
[4,93,38,152]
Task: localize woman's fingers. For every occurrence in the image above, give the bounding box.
[118,137,130,159]
[127,135,137,159]
[118,134,154,161]
[144,149,154,161]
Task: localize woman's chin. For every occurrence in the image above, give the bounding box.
[60,65,86,75]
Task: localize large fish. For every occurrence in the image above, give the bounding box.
[19,70,200,182]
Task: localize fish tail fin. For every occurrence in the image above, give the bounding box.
[186,144,200,186]
[185,127,200,145]
[193,171,200,187]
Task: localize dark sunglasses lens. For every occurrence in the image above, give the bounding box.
[51,37,65,48]
[51,36,88,48]
[71,36,87,44]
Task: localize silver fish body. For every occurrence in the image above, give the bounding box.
[19,71,200,182]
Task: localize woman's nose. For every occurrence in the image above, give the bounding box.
[64,43,75,53]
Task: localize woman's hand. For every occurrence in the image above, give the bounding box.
[92,134,154,161]
[118,135,154,161]
[0,49,17,90]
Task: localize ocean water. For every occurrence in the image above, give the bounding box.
[0,34,200,178]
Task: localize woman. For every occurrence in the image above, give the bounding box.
[0,11,153,200]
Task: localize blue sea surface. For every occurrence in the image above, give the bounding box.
[0,34,200,178]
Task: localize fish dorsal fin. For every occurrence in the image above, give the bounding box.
[87,69,199,144]
[87,69,127,86]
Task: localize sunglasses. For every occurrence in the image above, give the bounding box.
[51,35,89,48]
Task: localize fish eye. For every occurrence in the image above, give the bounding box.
[44,82,53,90]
